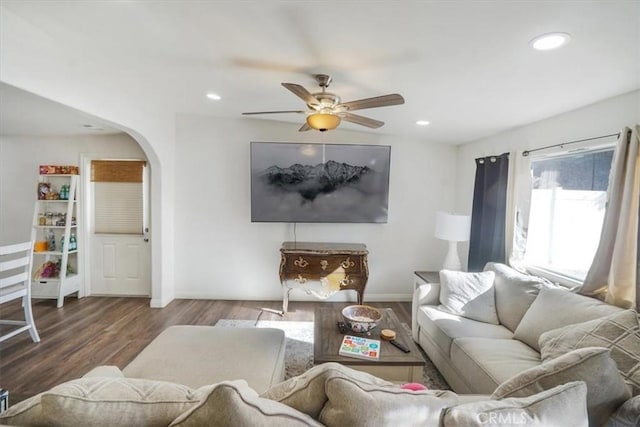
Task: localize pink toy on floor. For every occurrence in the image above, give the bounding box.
[400,382,428,391]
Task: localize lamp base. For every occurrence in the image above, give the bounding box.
[442,240,462,271]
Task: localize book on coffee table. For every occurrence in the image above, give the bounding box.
[339,335,381,360]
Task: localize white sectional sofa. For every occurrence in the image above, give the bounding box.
[412,262,625,395]
[2,269,638,426]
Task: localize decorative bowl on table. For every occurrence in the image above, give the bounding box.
[341,305,383,333]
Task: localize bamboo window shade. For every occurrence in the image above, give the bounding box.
[91,160,146,183]
[91,160,146,234]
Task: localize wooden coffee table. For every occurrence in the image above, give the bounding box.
[314,307,425,382]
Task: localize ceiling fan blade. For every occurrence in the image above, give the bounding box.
[282,83,320,106]
[338,94,404,111]
[242,110,305,115]
[340,112,384,129]
[298,122,311,132]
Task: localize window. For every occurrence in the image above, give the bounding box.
[524,148,614,281]
[91,160,146,234]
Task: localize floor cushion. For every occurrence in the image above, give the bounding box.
[122,325,286,394]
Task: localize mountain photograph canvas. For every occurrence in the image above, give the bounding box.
[250,142,391,223]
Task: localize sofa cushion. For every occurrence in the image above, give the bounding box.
[319,374,459,427]
[539,309,640,395]
[606,395,640,427]
[417,305,513,356]
[483,262,550,332]
[450,338,540,394]
[82,365,125,378]
[122,325,286,394]
[442,381,588,427]
[261,362,393,419]
[439,270,499,324]
[0,392,44,426]
[513,287,623,351]
[169,380,321,427]
[0,377,201,427]
[492,347,631,427]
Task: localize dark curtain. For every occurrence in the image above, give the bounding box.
[468,153,509,272]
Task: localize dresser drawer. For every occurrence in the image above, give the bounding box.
[282,273,364,294]
[283,254,363,275]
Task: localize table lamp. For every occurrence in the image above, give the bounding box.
[434,211,471,271]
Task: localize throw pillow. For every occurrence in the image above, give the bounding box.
[319,375,459,427]
[606,395,640,427]
[442,381,588,427]
[260,362,394,419]
[170,380,321,427]
[483,262,551,332]
[438,270,499,324]
[1,377,202,427]
[539,309,640,395]
[513,287,623,351]
[492,347,631,426]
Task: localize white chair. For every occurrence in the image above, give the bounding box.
[0,241,40,343]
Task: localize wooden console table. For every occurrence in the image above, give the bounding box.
[278,242,369,313]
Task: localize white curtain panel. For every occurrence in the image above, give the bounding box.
[580,125,640,309]
[506,150,532,271]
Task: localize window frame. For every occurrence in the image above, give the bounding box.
[519,139,617,287]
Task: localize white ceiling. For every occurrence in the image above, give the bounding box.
[1,1,639,144]
[0,83,120,136]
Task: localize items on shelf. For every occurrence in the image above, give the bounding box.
[46,229,56,251]
[60,184,69,200]
[34,241,48,252]
[39,165,79,175]
[59,234,77,252]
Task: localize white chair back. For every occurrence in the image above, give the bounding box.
[0,241,40,343]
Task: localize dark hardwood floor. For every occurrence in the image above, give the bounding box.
[0,296,411,403]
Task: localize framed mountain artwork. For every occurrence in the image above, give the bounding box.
[250,142,391,223]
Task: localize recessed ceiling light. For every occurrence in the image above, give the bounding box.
[206,93,221,100]
[416,120,430,126]
[530,32,571,50]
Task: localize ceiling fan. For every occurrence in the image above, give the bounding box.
[242,74,405,132]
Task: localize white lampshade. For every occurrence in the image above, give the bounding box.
[434,211,471,271]
[434,211,471,242]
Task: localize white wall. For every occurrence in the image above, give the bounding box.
[455,90,640,265]
[1,8,175,307]
[0,133,146,245]
[174,115,458,301]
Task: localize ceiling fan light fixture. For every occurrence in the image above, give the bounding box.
[306,113,341,132]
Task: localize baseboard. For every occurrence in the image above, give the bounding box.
[150,297,172,308]
[173,292,413,302]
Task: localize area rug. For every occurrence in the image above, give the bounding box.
[214,319,450,390]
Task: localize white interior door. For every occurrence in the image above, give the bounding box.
[87,159,150,296]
